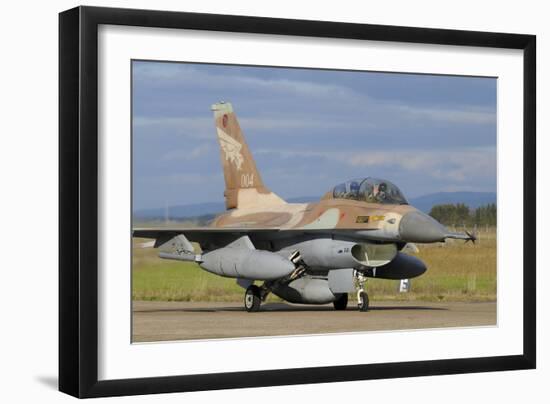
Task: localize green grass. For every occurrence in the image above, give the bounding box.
[132,229,496,302]
[132,250,243,301]
[367,231,496,301]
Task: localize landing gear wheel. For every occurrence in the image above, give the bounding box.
[333,293,348,310]
[358,291,369,312]
[244,285,261,312]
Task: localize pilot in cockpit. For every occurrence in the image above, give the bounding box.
[349,181,360,197]
[377,182,388,202]
[332,178,408,205]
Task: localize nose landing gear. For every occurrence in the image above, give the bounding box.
[355,271,369,312]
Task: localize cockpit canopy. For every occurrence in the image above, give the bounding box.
[332,177,408,205]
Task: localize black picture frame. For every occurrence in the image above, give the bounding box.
[59,6,536,398]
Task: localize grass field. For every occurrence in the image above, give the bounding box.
[132,229,496,303]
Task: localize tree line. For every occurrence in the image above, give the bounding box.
[428,203,497,226]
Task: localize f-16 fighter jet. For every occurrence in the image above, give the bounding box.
[133,102,475,312]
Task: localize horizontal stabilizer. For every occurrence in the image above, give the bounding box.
[137,240,155,249]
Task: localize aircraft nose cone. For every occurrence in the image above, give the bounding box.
[399,211,447,243]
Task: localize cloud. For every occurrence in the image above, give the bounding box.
[132,62,497,206]
[255,148,344,160]
[161,143,212,161]
[134,63,495,129]
[256,147,496,183]
[345,148,496,183]
[237,76,354,99]
[393,104,495,125]
[349,152,425,170]
[140,172,220,186]
[134,63,355,99]
[354,147,496,183]
[239,117,365,131]
[133,116,213,139]
[134,115,362,139]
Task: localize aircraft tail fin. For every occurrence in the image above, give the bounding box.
[211,102,286,210]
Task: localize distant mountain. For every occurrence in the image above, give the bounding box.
[133,202,224,221]
[408,192,496,213]
[287,196,318,203]
[133,196,318,221]
[133,192,496,221]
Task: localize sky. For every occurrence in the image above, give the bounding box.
[132,61,496,211]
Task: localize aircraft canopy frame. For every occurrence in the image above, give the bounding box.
[332,177,408,205]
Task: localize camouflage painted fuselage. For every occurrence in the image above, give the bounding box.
[211,197,416,243]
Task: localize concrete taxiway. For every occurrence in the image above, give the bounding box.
[132,300,496,342]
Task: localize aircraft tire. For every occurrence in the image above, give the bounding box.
[358,291,369,312]
[244,285,261,312]
[333,293,348,311]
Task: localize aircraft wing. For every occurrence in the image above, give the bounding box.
[133,227,273,239]
[133,227,379,238]
[133,227,380,250]
[134,227,291,250]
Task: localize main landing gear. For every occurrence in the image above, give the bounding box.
[355,270,370,312]
[333,293,348,310]
[244,285,262,312]
[243,250,306,313]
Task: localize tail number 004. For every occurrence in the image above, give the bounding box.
[241,173,254,188]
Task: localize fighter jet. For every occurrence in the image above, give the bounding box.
[133,102,475,312]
